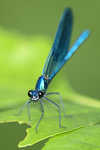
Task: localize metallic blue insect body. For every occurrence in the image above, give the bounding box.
[17,8,90,133]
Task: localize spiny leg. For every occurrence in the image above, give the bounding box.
[28,100,32,125]
[15,99,30,116]
[43,96,66,129]
[35,99,44,133]
[45,92,66,117]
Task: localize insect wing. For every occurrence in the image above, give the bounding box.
[42,8,73,79]
[51,30,90,77]
[64,30,90,61]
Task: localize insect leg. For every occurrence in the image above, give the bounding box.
[15,99,30,116]
[28,100,32,125]
[45,92,66,116]
[43,96,66,129]
[35,99,44,133]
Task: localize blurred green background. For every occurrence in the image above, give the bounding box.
[0,0,100,149]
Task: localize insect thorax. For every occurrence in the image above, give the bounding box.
[35,75,50,93]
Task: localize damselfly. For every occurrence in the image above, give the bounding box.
[17,8,90,133]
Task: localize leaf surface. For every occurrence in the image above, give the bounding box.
[0,28,100,148]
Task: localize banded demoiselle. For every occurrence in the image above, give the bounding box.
[17,8,90,133]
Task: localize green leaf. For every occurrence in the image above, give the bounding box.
[42,124,100,150]
[0,27,100,149]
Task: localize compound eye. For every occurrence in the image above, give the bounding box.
[39,91,44,98]
[28,90,32,98]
